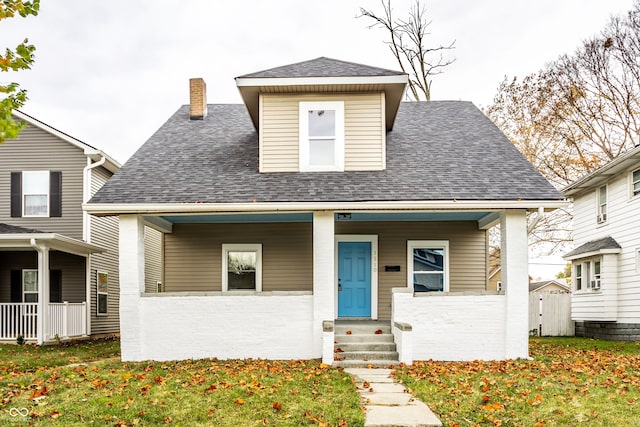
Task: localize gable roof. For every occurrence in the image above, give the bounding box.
[87,101,563,211]
[564,236,622,260]
[529,280,570,293]
[563,145,640,197]
[237,57,406,78]
[12,110,121,173]
[235,57,408,131]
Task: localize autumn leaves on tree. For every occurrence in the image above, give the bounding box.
[0,0,39,143]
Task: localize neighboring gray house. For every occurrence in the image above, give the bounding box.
[563,145,640,340]
[529,280,570,293]
[0,111,162,344]
[86,57,565,363]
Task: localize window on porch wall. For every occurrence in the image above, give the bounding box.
[407,240,449,292]
[222,244,262,291]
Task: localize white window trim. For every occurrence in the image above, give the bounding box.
[632,168,640,199]
[407,240,450,292]
[96,271,108,316]
[222,243,262,292]
[636,248,640,274]
[22,269,38,303]
[22,170,50,218]
[299,101,344,172]
[596,184,607,224]
[573,257,602,293]
[334,235,379,320]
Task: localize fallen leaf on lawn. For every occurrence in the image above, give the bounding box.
[272,401,283,411]
[50,411,62,419]
[164,416,172,424]
[235,397,245,405]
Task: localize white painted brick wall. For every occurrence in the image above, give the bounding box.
[392,324,413,365]
[392,291,506,361]
[128,294,314,361]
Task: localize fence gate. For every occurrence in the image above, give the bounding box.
[528,292,574,336]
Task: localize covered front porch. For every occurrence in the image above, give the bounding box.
[113,203,541,363]
[0,225,103,344]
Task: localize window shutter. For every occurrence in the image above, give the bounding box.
[50,171,62,217]
[10,270,22,302]
[50,270,62,303]
[10,172,22,218]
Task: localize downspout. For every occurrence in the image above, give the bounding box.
[82,155,105,338]
[83,155,106,243]
[527,207,545,234]
[30,238,48,345]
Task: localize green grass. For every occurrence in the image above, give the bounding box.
[395,337,640,427]
[0,339,363,426]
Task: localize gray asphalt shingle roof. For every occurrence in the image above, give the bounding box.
[564,236,621,258]
[90,101,562,205]
[237,57,406,78]
[0,223,45,234]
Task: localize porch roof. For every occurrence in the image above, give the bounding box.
[0,223,104,255]
[563,236,621,260]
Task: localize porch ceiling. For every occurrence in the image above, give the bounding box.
[158,211,492,224]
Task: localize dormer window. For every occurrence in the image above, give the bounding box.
[299,101,344,172]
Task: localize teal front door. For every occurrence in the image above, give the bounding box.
[338,241,372,317]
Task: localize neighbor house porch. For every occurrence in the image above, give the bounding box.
[117,206,532,363]
[0,226,103,344]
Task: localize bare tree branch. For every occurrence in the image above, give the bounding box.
[359,0,455,101]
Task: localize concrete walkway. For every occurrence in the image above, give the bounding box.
[345,368,442,427]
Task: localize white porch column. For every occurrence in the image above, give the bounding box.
[313,211,335,358]
[501,209,529,359]
[119,214,146,361]
[35,245,50,345]
[84,254,91,337]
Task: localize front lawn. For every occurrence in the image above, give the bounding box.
[395,337,640,427]
[0,340,363,426]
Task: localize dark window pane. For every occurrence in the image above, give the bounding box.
[413,273,444,292]
[228,272,256,290]
[413,248,444,272]
[98,294,108,314]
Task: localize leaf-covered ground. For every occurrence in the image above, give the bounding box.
[394,337,640,427]
[0,339,363,426]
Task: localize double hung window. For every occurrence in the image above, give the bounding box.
[407,241,449,292]
[299,101,344,172]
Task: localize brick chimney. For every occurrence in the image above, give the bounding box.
[189,78,207,120]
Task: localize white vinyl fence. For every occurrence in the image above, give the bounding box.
[529,293,574,336]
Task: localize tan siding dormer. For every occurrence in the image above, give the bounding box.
[259,92,386,172]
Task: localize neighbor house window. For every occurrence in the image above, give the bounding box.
[407,240,449,292]
[633,168,640,197]
[11,171,62,218]
[299,101,344,172]
[597,185,607,223]
[23,269,38,303]
[222,244,262,291]
[97,271,108,315]
[575,259,602,291]
[575,264,582,291]
[23,171,50,217]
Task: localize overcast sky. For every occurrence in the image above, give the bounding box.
[1,0,635,163]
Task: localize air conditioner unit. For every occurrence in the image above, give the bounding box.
[591,279,601,290]
[597,213,607,223]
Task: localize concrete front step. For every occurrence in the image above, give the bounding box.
[335,342,397,352]
[334,359,399,368]
[335,322,391,335]
[338,350,399,361]
[335,333,395,343]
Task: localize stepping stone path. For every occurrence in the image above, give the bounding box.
[345,368,442,427]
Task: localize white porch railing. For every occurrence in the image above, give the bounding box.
[0,303,38,340]
[47,302,88,340]
[0,302,87,341]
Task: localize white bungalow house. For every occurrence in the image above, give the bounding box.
[563,145,640,340]
[85,57,565,363]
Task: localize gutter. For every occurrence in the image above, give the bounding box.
[83,199,569,216]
